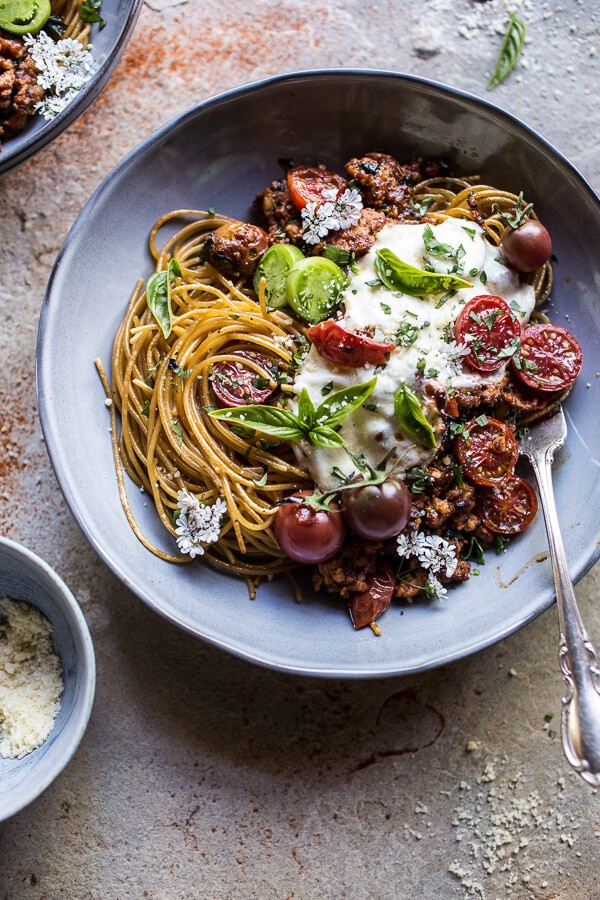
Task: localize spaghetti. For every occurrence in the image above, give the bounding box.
[100,170,558,597]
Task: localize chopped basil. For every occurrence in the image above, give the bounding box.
[435,289,456,309]
[469,267,479,277]
[454,463,464,492]
[494,534,509,554]
[412,197,434,217]
[252,468,269,487]
[464,535,485,565]
[509,299,523,314]
[207,207,216,215]
[140,400,150,417]
[480,270,488,284]
[448,421,469,440]
[475,414,489,426]
[363,403,377,412]
[423,225,454,258]
[321,381,334,396]
[365,277,383,288]
[462,226,476,239]
[168,358,191,378]
[396,320,420,348]
[380,302,392,315]
[171,420,183,445]
[406,465,430,494]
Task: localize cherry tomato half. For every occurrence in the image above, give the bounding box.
[274,492,346,564]
[342,477,412,540]
[454,295,521,373]
[287,165,347,211]
[512,324,583,393]
[307,319,395,368]
[210,350,278,408]
[500,220,552,273]
[348,562,396,630]
[455,417,518,487]
[479,475,538,534]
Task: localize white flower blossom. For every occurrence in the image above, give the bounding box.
[425,575,448,600]
[396,529,457,578]
[332,187,363,228]
[175,491,227,558]
[300,188,363,244]
[23,33,95,121]
[439,339,471,373]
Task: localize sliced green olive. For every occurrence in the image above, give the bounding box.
[253,244,304,308]
[285,257,346,324]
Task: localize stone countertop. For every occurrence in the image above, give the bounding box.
[1,1,599,897]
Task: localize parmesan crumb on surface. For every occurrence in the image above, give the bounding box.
[0,598,63,759]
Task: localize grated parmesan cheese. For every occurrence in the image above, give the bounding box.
[0,597,63,759]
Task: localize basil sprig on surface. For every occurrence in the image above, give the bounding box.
[394,383,437,449]
[210,378,377,448]
[422,225,454,258]
[488,13,526,89]
[374,248,471,297]
[146,258,181,339]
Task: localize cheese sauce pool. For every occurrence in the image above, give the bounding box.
[293,219,535,489]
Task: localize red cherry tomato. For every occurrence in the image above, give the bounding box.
[479,476,538,534]
[455,417,519,487]
[307,320,395,368]
[211,350,278,408]
[287,165,347,210]
[342,477,412,540]
[500,220,552,273]
[454,295,521,373]
[274,492,345,564]
[512,324,583,393]
[348,562,396,630]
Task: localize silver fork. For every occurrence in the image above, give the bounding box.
[519,407,600,786]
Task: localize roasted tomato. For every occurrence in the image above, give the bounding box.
[287,165,347,210]
[348,562,396,629]
[512,324,583,393]
[307,319,395,368]
[342,477,412,540]
[274,492,345,564]
[454,295,521,372]
[210,350,278,408]
[208,221,269,277]
[500,220,552,273]
[455,417,518,487]
[479,476,538,534]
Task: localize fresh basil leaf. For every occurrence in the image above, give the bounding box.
[209,405,304,442]
[393,383,437,449]
[374,248,471,297]
[146,258,181,339]
[140,400,150,417]
[308,426,346,449]
[171,420,183,445]
[80,0,106,26]
[323,246,351,266]
[298,388,315,426]
[422,225,454,258]
[488,12,526,89]
[314,377,377,429]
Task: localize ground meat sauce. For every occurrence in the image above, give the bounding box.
[253,152,564,624]
[0,31,44,141]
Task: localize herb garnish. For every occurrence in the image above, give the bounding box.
[374,248,471,297]
[210,378,377,448]
[488,13,526,90]
[80,0,106,28]
[394,383,437,449]
[146,258,181,339]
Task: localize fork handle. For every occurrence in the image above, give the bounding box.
[529,447,600,786]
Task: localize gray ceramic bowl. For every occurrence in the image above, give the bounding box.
[0,0,143,176]
[0,537,95,821]
[37,70,600,677]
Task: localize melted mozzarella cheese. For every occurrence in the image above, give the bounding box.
[293,219,535,490]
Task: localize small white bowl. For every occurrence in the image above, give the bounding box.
[0,536,95,822]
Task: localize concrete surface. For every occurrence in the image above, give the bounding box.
[1,0,600,897]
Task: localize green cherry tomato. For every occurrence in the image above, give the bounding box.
[0,0,51,34]
[285,257,346,324]
[253,244,304,308]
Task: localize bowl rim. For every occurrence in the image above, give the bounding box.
[0,535,96,822]
[37,68,600,678]
[0,0,144,177]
